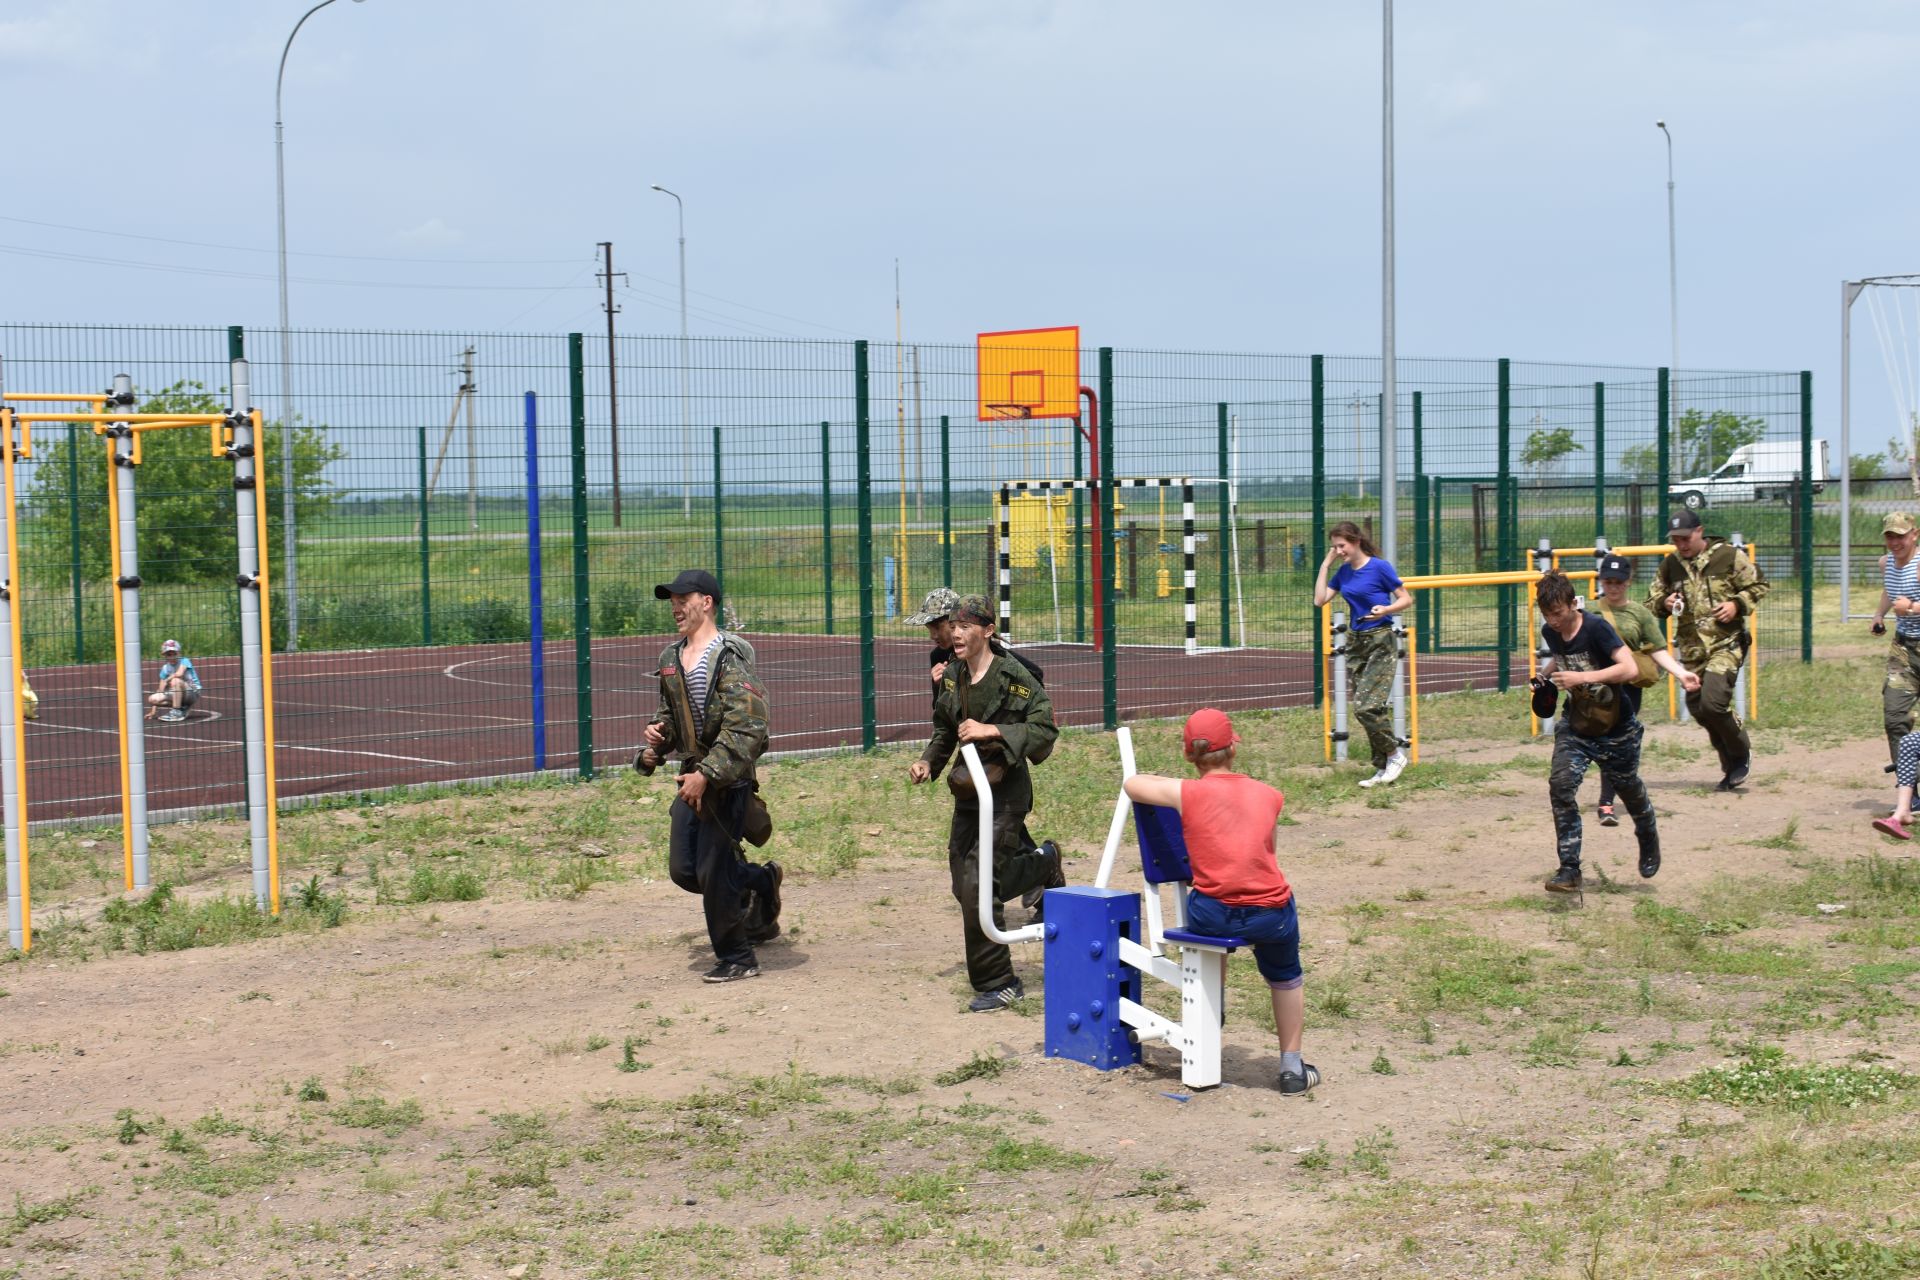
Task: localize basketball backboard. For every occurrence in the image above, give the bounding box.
[977,326,1081,420]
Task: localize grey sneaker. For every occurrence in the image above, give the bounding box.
[966,979,1024,1013]
[702,961,760,984]
[159,710,187,724]
[1277,1063,1321,1095]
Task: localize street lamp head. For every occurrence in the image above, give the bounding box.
[650,184,663,191]
[1655,119,1665,129]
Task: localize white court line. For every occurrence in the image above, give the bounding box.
[261,694,524,725]
[276,742,460,766]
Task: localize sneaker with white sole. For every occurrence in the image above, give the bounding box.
[1357,769,1386,789]
[1377,749,1409,786]
[966,979,1024,1013]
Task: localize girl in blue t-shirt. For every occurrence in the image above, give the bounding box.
[1313,522,1411,786]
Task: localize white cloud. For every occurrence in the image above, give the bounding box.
[395,217,465,248]
[0,13,90,68]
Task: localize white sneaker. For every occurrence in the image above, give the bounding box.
[1357,769,1386,789]
[1378,749,1410,785]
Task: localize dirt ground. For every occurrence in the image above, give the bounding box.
[0,715,1914,1279]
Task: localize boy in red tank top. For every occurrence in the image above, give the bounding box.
[1123,709,1317,1095]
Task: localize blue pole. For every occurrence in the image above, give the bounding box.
[525,391,547,771]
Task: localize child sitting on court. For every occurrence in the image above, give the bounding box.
[1122,708,1317,1095]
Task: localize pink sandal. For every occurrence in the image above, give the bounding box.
[1873,816,1913,841]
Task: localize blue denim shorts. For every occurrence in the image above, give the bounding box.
[1185,890,1302,985]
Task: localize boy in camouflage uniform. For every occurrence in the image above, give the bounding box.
[1647,510,1768,791]
[908,595,1064,1011]
[635,569,782,983]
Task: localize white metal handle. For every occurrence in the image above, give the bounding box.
[1093,726,1138,889]
[962,743,1043,947]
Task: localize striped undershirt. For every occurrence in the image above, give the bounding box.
[684,635,724,737]
[1889,553,1920,640]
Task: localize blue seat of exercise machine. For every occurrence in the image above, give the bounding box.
[1132,802,1248,950]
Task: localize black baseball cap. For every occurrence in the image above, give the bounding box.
[654,569,721,603]
[1667,509,1703,532]
[1596,553,1633,581]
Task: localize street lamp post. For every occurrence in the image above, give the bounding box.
[1657,120,1679,472]
[276,0,366,650]
[650,185,691,519]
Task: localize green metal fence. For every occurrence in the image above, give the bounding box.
[0,324,1815,822]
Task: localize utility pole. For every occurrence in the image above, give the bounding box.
[912,343,924,519]
[597,242,627,527]
[460,346,479,532]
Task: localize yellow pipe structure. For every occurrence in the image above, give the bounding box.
[1666,614,1679,720]
[103,435,135,889]
[247,410,282,915]
[11,411,227,424]
[1320,605,1333,762]
[3,416,28,946]
[1405,624,1420,764]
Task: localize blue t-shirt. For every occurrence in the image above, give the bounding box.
[158,657,201,691]
[1328,557,1404,632]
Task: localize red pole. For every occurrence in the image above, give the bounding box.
[1079,385,1101,641]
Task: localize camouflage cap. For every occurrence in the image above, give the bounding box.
[904,586,961,626]
[1885,512,1917,536]
[949,594,996,626]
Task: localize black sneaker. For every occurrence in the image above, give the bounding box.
[966,979,1024,1013]
[1722,760,1751,790]
[1020,841,1065,912]
[702,961,760,984]
[1277,1063,1321,1095]
[1638,830,1662,880]
[1544,867,1582,894]
[1597,804,1618,828]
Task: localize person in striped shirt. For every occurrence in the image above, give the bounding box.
[1873,511,1920,767]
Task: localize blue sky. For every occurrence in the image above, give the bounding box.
[2,0,1917,445]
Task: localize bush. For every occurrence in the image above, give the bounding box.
[595,580,670,638]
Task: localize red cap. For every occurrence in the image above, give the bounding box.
[1183,707,1239,752]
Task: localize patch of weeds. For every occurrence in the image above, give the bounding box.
[1400,923,1536,1014]
[1664,1045,1915,1110]
[1369,1051,1396,1076]
[1310,980,1356,1020]
[585,1034,611,1052]
[1297,1141,1333,1171]
[1122,1168,1203,1213]
[1749,818,1806,852]
[114,1109,151,1145]
[1349,1127,1396,1179]
[3,1188,94,1243]
[934,1051,1007,1086]
[296,1077,328,1103]
[978,1138,1096,1173]
[1397,887,1430,902]
[616,1036,652,1074]
[293,875,349,926]
[1753,1230,1920,1280]
[331,1096,424,1136]
[1523,1021,1587,1068]
[404,865,485,904]
[237,990,271,1003]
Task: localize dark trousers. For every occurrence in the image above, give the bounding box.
[667,785,774,968]
[1549,722,1655,871]
[1683,666,1749,774]
[948,799,1056,991]
[1884,637,1920,764]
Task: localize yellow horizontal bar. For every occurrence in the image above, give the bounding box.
[1403,570,1595,590]
[1,392,110,404]
[14,411,227,424]
[1554,544,1673,559]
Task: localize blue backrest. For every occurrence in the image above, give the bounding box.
[1132,802,1193,886]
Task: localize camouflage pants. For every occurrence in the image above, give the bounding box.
[1884,637,1920,765]
[1347,623,1399,768]
[1549,722,1655,872]
[948,800,1057,992]
[1682,649,1749,774]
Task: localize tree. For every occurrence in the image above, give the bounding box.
[27,381,344,586]
[1619,442,1660,480]
[1673,408,1767,477]
[1520,426,1583,475]
[1851,439,1897,481]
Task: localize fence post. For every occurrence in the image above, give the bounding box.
[1100,347,1117,730]
[1413,390,1428,653]
[65,422,83,663]
[712,426,724,591]
[1217,403,1231,649]
[1800,369,1814,664]
[1496,357,1512,692]
[568,333,593,780]
[1311,355,1326,708]
[855,341,877,750]
[821,422,834,637]
[1587,381,1604,542]
[525,391,546,771]
[940,414,953,588]
[1657,367,1671,535]
[416,422,432,645]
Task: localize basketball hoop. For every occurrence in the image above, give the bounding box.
[985,403,1034,420]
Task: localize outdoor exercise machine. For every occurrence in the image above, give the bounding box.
[959,727,1249,1091]
[0,359,284,951]
[0,374,48,952]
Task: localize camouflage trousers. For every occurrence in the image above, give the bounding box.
[948,800,1057,992]
[1549,722,1655,872]
[1682,648,1749,775]
[1347,623,1399,769]
[1884,636,1920,765]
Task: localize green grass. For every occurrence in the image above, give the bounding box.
[1663,1045,1916,1110]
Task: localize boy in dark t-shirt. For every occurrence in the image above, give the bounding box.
[1532,572,1662,893]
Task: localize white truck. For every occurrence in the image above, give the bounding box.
[1667,439,1829,511]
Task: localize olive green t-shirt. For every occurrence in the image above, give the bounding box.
[1597,598,1662,653]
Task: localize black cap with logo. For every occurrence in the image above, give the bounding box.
[654,569,722,604]
[1667,509,1703,532]
[1596,553,1633,582]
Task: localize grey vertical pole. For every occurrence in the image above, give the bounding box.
[1842,282,1860,620]
[0,385,22,949]
[1731,531,1749,722]
[230,360,271,909]
[1331,611,1350,763]
[111,374,150,888]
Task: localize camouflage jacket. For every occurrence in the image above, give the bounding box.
[1646,538,1769,666]
[920,653,1057,811]
[635,631,769,787]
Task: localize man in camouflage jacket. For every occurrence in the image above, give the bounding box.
[1647,510,1769,790]
[635,569,781,982]
[908,595,1064,1011]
